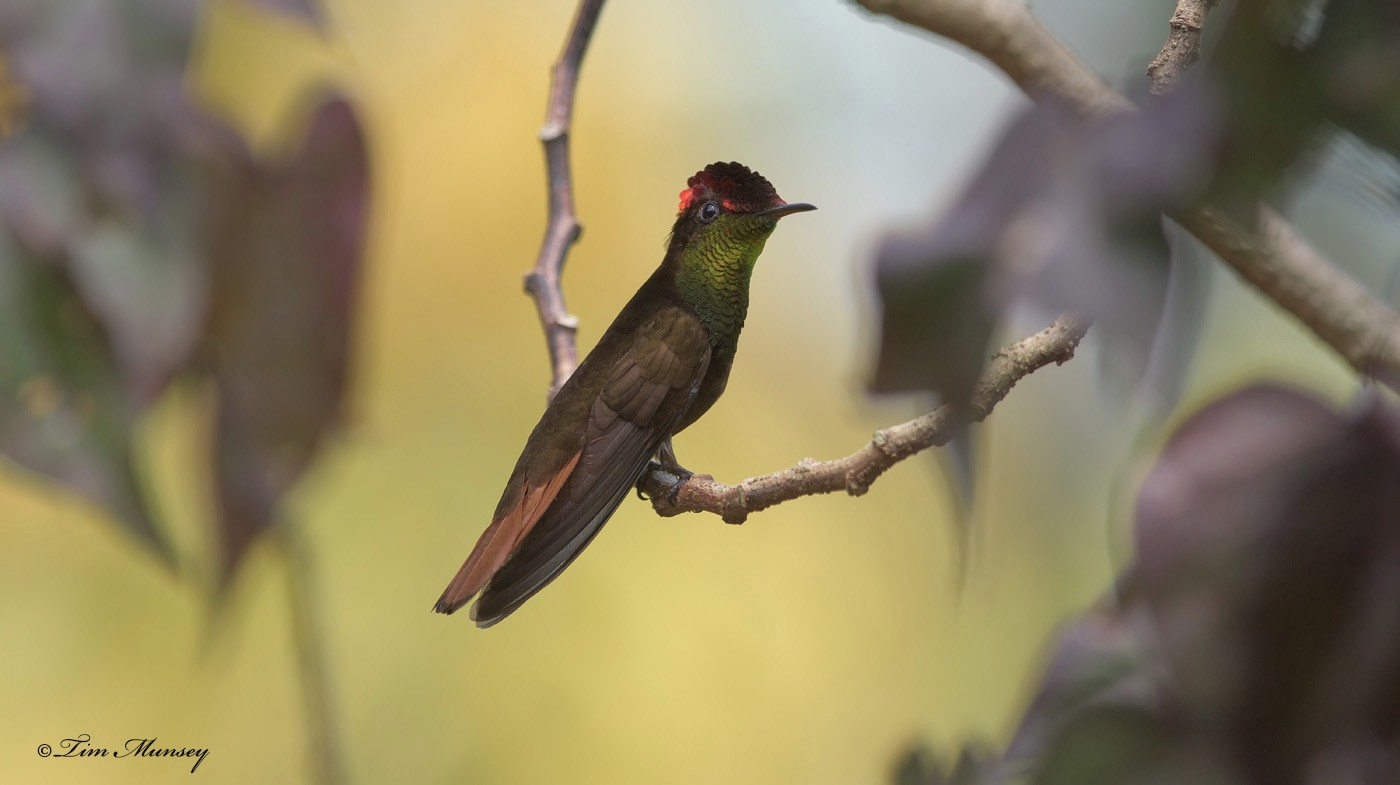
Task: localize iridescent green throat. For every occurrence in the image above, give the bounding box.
[674,219,775,348]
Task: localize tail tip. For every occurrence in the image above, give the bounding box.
[433,594,464,615]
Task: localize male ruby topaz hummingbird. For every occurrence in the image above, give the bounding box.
[434,162,815,626]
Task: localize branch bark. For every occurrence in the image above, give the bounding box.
[523,0,605,398]
[855,0,1400,389]
[859,0,1130,117]
[1146,0,1217,95]
[638,313,1092,523]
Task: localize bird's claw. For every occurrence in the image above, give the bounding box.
[635,461,698,506]
[662,466,694,505]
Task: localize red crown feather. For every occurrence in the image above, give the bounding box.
[677,161,786,215]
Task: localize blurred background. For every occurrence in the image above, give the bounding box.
[1,1,1395,784]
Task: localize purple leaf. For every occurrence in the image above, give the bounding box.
[204,97,369,583]
[869,91,1217,407]
[1132,383,1400,783]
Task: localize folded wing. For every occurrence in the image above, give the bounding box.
[436,305,712,626]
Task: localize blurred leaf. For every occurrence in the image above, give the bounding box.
[234,0,326,30]
[1133,384,1352,610]
[0,133,85,259]
[1306,0,1400,157]
[1,0,366,582]
[871,248,991,408]
[1137,221,1214,417]
[1206,0,1400,207]
[868,94,1215,560]
[979,95,1213,369]
[0,125,221,401]
[1318,133,1400,219]
[999,604,1162,783]
[870,240,988,533]
[1032,705,1175,785]
[893,745,943,785]
[2,0,200,135]
[933,424,977,564]
[0,234,169,560]
[0,0,209,561]
[870,92,1216,409]
[0,0,253,560]
[0,0,247,403]
[970,385,1400,784]
[1132,383,1400,784]
[869,99,1062,405]
[891,743,994,785]
[205,96,369,583]
[1205,0,1326,208]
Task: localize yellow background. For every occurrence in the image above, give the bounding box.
[0,1,1371,783]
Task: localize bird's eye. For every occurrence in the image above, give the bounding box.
[699,202,720,222]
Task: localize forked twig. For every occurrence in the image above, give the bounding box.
[1147,0,1217,95]
[524,0,606,398]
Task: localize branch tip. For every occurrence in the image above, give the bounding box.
[524,0,606,394]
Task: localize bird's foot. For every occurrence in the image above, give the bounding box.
[636,439,703,505]
[662,467,695,505]
[636,461,695,504]
[656,438,695,504]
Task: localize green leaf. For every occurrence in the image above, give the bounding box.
[0,234,170,560]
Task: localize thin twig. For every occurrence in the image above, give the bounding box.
[1146,0,1218,95]
[855,0,1400,390]
[639,314,1093,523]
[859,0,1131,117]
[524,0,606,398]
[280,525,345,785]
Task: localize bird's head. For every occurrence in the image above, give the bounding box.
[669,161,815,251]
[665,162,815,331]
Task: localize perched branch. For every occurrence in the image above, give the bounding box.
[523,0,606,398]
[639,313,1092,523]
[1146,0,1218,95]
[855,0,1400,389]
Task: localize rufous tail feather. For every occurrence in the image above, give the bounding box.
[433,451,581,615]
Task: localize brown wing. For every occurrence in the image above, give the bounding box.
[468,309,712,626]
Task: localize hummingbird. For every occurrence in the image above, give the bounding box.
[434,162,815,626]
